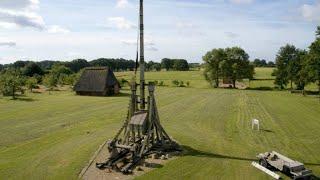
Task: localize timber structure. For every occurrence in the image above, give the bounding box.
[96,0,181,174]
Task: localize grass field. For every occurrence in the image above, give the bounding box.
[0,70,319,180]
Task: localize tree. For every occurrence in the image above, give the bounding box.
[0,64,3,71]
[291,50,308,90]
[161,58,174,71]
[23,62,44,77]
[13,61,29,69]
[203,48,226,87]
[305,37,320,96]
[66,59,90,73]
[43,74,58,93]
[225,47,252,88]
[203,47,253,88]
[253,59,267,67]
[173,59,189,71]
[26,77,38,92]
[267,61,275,67]
[0,69,25,99]
[152,63,161,71]
[274,44,297,89]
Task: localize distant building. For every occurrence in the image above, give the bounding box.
[74,67,120,96]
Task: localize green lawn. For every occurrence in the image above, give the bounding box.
[254,67,275,80]
[0,71,320,180]
[116,70,210,89]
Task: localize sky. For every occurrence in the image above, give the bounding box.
[0,0,319,64]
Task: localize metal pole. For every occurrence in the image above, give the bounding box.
[139,0,145,109]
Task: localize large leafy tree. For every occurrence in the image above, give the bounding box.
[23,62,44,77]
[161,58,174,71]
[305,28,320,95]
[0,69,25,99]
[203,47,253,88]
[203,48,226,87]
[225,47,253,88]
[274,44,297,89]
[66,59,90,73]
[173,59,189,71]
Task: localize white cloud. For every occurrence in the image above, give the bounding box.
[230,0,254,4]
[301,3,320,21]
[0,0,39,10]
[225,32,239,39]
[121,39,155,46]
[116,0,129,8]
[0,9,45,30]
[121,36,158,51]
[0,0,44,30]
[0,41,16,47]
[47,25,70,34]
[107,17,136,30]
[0,22,17,29]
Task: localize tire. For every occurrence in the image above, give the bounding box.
[259,158,268,168]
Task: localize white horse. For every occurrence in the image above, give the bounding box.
[252,119,260,131]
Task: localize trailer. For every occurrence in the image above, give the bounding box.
[257,151,313,179]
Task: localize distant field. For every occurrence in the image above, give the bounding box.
[254,67,275,80]
[116,70,210,88]
[0,69,319,179]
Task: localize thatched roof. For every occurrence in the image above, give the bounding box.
[74,67,119,92]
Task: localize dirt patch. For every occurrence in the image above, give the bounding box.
[79,142,179,180]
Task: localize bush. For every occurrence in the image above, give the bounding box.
[172,80,179,87]
[186,81,190,87]
[159,81,165,86]
[26,77,38,92]
[179,81,185,87]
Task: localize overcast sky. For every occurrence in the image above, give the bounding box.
[0,0,319,64]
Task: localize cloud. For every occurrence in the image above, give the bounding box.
[0,9,45,30]
[225,32,239,39]
[107,17,136,30]
[116,0,129,8]
[230,0,254,4]
[0,0,39,10]
[0,41,16,47]
[121,39,155,46]
[47,25,70,34]
[121,36,158,51]
[146,46,158,52]
[301,2,320,21]
[0,22,17,29]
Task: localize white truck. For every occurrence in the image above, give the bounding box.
[257,151,313,179]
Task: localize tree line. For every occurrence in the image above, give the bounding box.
[253,59,275,67]
[274,26,320,92]
[203,47,254,88]
[0,58,192,98]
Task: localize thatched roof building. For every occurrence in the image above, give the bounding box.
[74,67,120,96]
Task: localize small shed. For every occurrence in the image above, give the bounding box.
[74,67,120,96]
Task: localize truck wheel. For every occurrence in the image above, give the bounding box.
[259,159,268,168]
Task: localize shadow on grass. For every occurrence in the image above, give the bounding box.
[115,92,131,97]
[181,145,255,162]
[181,145,320,178]
[12,97,36,102]
[260,129,274,133]
[305,162,320,167]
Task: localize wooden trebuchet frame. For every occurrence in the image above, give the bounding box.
[95,0,181,174]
